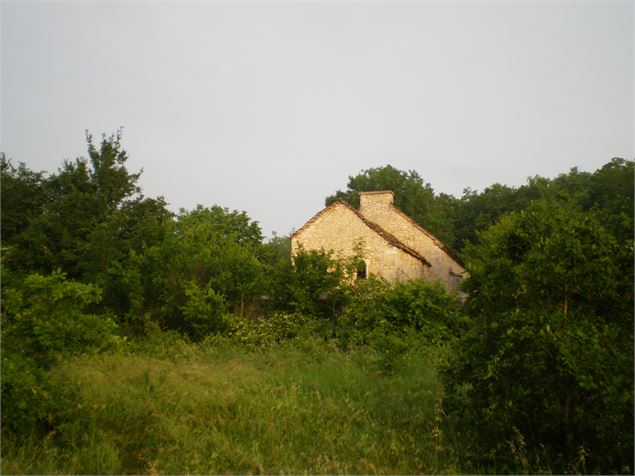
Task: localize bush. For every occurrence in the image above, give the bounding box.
[1,271,118,436]
[287,247,352,319]
[2,271,118,366]
[181,280,229,339]
[224,312,315,350]
[339,277,466,347]
[443,201,634,474]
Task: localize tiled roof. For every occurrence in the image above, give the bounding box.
[292,201,432,267]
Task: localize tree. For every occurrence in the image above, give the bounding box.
[118,205,266,337]
[339,277,466,346]
[443,199,633,473]
[452,183,520,251]
[0,155,49,244]
[5,131,143,279]
[586,158,634,241]
[86,130,140,214]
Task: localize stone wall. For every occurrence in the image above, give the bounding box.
[359,191,465,292]
[291,202,428,284]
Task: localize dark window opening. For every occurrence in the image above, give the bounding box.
[356,260,367,279]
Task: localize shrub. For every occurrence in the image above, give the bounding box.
[2,271,117,367]
[1,271,118,436]
[287,247,352,319]
[443,200,634,474]
[224,312,314,350]
[181,280,229,339]
[339,277,466,347]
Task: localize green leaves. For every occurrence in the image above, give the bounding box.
[337,277,466,349]
[1,271,119,436]
[181,281,229,338]
[464,200,624,319]
[445,197,634,473]
[2,271,117,367]
[287,247,350,318]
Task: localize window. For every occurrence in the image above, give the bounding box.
[356,259,367,279]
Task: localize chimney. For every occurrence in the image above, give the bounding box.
[359,191,394,214]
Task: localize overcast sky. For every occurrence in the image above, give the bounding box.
[2,1,633,237]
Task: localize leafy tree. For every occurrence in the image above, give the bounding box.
[86,131,140,213]
[176,204,263,246]
[2,271,117,367]
[173,205,264,311]
[181,281,229,338]
[85,196,174,319]
[112,205,265,337]
[5,131,143,279]
[586,158,634,241]
[453,183,520,251]
[258,234,294,311]
[444,199,633,473]
[0,155,49,244]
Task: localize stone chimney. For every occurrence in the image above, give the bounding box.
[359,191,395,216]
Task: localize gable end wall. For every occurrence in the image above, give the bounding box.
[359,197,465,291]
[291,203,428,284]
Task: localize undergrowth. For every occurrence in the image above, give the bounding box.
[1,331,459,475]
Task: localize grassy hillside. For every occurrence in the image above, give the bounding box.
[2,333,459,475]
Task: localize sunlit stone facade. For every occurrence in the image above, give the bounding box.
[291,191,466,292]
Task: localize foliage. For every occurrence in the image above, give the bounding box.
[151,206,265,335]
[443,199,634,474]
[286,246,353,319]
[453,183,522,251]
[2,271,117,367]
[1,271,118,436]
[88,196,174,318]
[91,204,266,336]
[326,159,633,254]
[223,312,314,350]
[258,234,294,311]
[181,281,230,338]
[339,277,466,347]
[0,154,49,243]
[4,131,143,279]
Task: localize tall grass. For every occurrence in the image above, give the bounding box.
[1,334,458,474]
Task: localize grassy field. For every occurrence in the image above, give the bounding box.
[1,334,459,475]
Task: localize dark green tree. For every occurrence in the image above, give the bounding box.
[444,198,633,473]
[0,155,49,245]
[5,131,143,279]
[117,205,265,337]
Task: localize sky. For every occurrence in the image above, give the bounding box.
[2,1,633,238]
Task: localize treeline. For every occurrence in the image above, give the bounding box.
[1,131,633,474]
[326,161,634,253]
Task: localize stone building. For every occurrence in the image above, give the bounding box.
[291,191,466,293]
